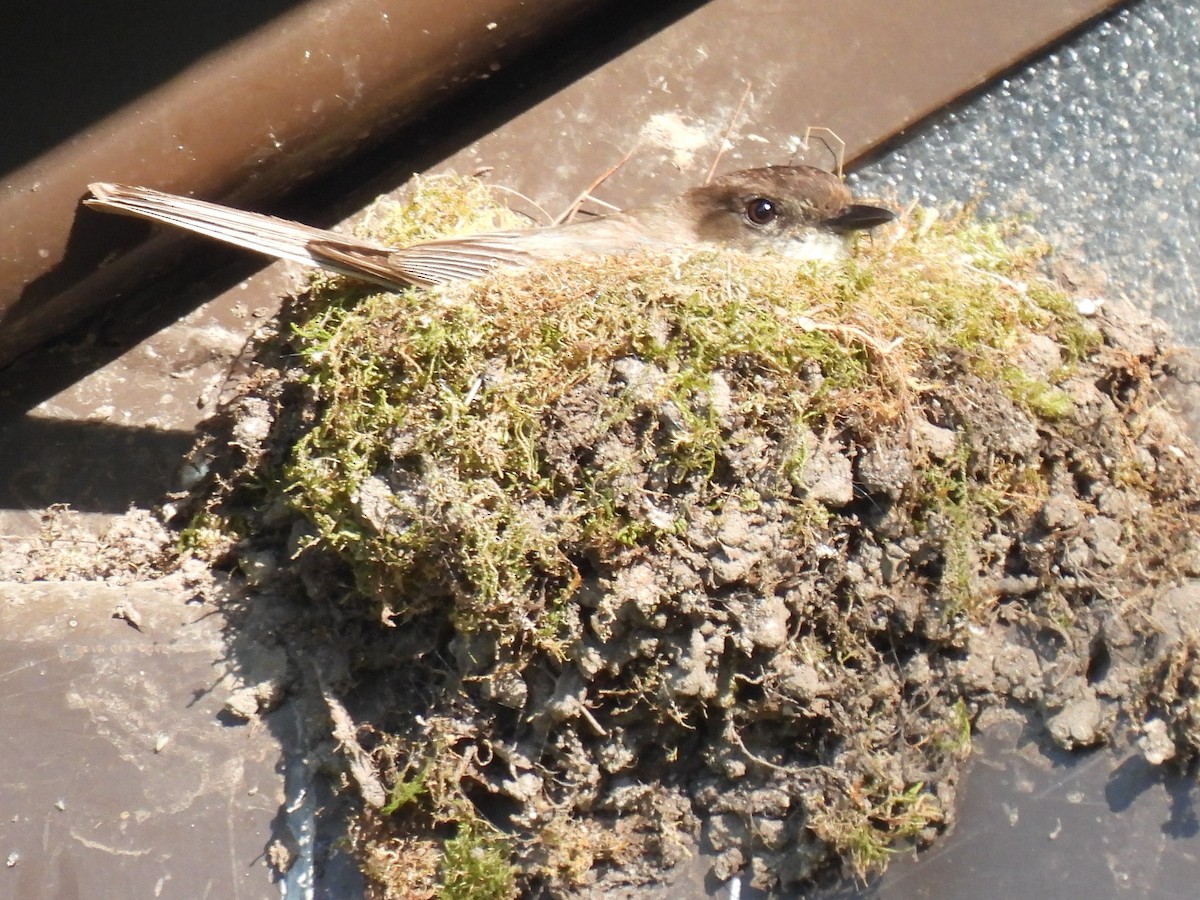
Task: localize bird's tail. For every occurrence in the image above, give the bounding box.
[85,183,410,289]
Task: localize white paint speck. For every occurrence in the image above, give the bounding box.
[639,113,713,169]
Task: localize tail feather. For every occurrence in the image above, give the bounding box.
[85,183,413,289]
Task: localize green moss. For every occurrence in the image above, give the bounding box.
[810,779,942,881]
[381,764,429,817]
[916,440,1020,620]
[1001,366,1074,420]
[177,508,241,558]
[439,820,515,900]
[933,698,974,756]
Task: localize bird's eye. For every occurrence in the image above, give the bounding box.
[745,197,777,226]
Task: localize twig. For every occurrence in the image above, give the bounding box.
[555,144,639,225]
[801,126,846,178]
[486,183,556,226]
[705,80,754,184]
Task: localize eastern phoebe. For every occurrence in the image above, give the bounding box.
[86,166,894,290]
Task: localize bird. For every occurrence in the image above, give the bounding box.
[85,165,895,291]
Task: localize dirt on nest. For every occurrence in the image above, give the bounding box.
[32,188,1200,897]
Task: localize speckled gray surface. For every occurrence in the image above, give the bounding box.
[850,0,1200,346]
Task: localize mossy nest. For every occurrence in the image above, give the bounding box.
[183,175,1200,897]
[287,190,1093,633]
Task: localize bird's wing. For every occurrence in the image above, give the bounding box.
[312,231,540,288]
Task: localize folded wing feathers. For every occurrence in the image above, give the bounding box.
[388,235,538,285]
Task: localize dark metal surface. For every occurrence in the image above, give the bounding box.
[0,583,286,900]
[866,724,1200,899]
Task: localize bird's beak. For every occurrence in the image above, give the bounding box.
[821,204,896,234]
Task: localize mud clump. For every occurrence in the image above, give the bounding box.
[176,178,1200,896]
